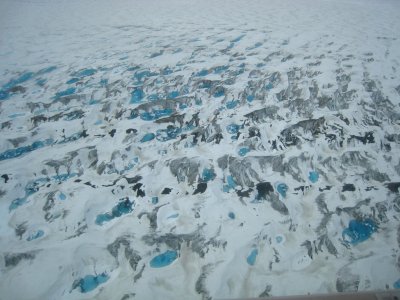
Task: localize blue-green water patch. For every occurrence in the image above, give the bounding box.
[308,171,319,183]
[226,124,240,134]
[0,138,54,161]
[168,91,179,99]
[27,230,44,241]
[276,183,288,198]
[58,131,87,144]
[201,168,216,182]
[179,103,187,110]
[150,250,178,268]
[247,249,258,266]
[95,198,134,225]
[73,68,96,78]
[152,197,159,204]
[77,273,109,293]
[213,65,229,74]
[8,112,25,119]
[37,66,57,75]
[2,72,34,91]
[140,109,174,121]
[226,100,239,109]
[147,94,159,101]
[9,173,77,211]
[54,87,76,100]
[134,70,157,83]
[394,279,400,289]
[140,133,155,142]
[238,147,250,157]
[223,175,237,192]
[228,212,235,219]
[265,83,273,90]
[196,69,209,77]
[131,88,145,104]
[246,95,255,102]
[0,90,9,100]
[66,77,80,84]
[36,78,47,86]
[156,126,182,142]
[342,219,378,245]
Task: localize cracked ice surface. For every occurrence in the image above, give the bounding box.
[1,0,400,299]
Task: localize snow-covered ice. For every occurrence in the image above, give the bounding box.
[1,0,400,299]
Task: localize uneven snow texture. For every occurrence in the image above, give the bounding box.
[1,0,400,299]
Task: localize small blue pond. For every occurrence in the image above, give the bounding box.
[54,87,76,99]
[223,175,237,192]
[26,230,44,241]
[0,138,54,161]
[226,124,240,134]
[238,147,250,156]
[394,279,400,289]
[342,219,378,245]
[247,249,258,266]
[140,133,155,143]
[150,250,178,268]
[308,171,319,183]
[201,168,216,182]
[226,100,239,109]
[95,198,134,225]
[131,88,145,104]
[276,183,288,198]
[78,273,109,293]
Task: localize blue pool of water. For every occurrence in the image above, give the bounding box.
[2,72,34,91]
[213,89,225,97]
[54,87,76,99]
[156,126,182,142]
[131,88,145,104]
[308,170,319,183]
[168,91,179,99]
[342,219,378,245]
[37,66,57,75]
[59,192,66,200]
[27,230,44,241]
[150,250,178,268]
[246,95,255,102]
[66,77,80,84]
[228,212,235,219]
[95,198,134,225]
[134,70,157,83]
[201,168,216,182]
[247,249,258,266]
[78,273,109,293]
[213,65,229,74]
[226,100,239,109]
[276,183,288,198]
[196,69,209,77]
[140,109,174,121]
[0,138,54,161]
[152,197,159,204]
[223,175,237,192]
[226,124,240,134]
[73,68,96,78]
[140,133,155,142]
[238,147,250,157]
[394,279,400,289]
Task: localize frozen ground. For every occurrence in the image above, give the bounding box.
[0,0,400,299]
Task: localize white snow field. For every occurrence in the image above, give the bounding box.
[0,0,400,299]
